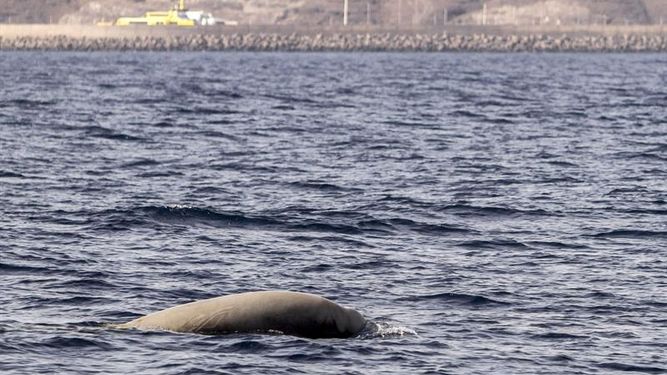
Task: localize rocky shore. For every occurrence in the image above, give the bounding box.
[1,32,667,52]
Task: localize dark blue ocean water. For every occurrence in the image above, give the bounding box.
[1,52,666,374]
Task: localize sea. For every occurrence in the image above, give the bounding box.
[1,52,666,374]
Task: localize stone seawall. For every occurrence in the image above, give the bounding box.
[1,32,667,52]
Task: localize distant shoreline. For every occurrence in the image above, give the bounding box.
[1,24,666,52]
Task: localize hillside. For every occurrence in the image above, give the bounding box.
[1,0,666,26]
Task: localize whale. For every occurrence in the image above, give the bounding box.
[114,290,366,339]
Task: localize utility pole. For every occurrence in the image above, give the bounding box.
[443,8,448,25]
[482,3,487,26]
[367,2,371,26]
[344,0,349,26]
[398,0,402,26]
[412,0,417,26]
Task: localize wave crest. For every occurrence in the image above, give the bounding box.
[358,321,418,339]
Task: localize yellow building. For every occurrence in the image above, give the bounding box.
[112,0,214,26]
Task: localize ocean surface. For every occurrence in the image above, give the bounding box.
[1,52,666,374]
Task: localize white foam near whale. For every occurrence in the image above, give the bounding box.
[114,291,366,339]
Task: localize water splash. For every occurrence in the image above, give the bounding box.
[358,321,418,339]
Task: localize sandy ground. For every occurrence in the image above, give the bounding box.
[1,23,666,39]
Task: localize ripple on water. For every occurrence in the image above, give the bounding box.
[2,52,666,375]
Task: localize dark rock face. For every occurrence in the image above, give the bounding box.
[1,32,666,51]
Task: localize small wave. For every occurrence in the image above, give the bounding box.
[644,300,667,308]
[358,321,418,339]
[84,208,153,231]
[546,354,574,362]
[547,160,578,168]
[288,235,374,248]
[618,208,667,215]
[40,336,115,351]
[615,152,667,162]
[54,278,117,289]
[598,362,666,374]
[196,130,241,141]
[288,181,354,192]
[206,119,234,126]
[345,259,393,270]
[192,186,230,195]
[399,292,510,306]
[0,262,54,275]
[83,126,145,142]
[644,144,667,153]
[0,170,24,178]
[299,263,334,273]
[120,159,161,168]
[145,205,277,226]
[585,291,616,299]
[291,222,364,235]
[377,194,429,206]
[84,205,281,232]
[137,171,183,178]
[354,217,470,236]
[489,117,515,125]
[592,230,667,239]
[537,176,582,184]
[532,332,587,340]
[476,100,505,107]
[192,106,241,115]
[171,367,232,375]
[97,83,117,89]
[263,93,318,105]
[132,97,170,105]
[210,162,276,173]
[208,89,243,99]
[459,239,531,250]
[528,241,589,250]
[88,205,475,237]
[151,120,174,128]
[449,109,486,118]
[563,110,588,118]
[606,187,649,196]
[51,296,110,306]
[438,204,552,218]
[381,119,437,128]
[384,218,470,235]
[3,98,57,108]
[546,160,578,167]
[228,340,271,353]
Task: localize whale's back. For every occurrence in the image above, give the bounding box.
[118,291,365,338]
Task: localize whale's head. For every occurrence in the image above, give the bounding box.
[337,306,366,337]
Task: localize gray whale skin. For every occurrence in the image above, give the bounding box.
[115,291,366,339]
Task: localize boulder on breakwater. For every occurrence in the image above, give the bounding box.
[1,32,666,52]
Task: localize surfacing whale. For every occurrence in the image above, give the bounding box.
[115,291,366,339]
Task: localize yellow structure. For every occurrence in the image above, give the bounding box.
[113,0,203,26]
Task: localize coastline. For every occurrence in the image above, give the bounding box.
[1,24,666,52]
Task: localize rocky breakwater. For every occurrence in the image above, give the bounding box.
[1,32,666,52]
